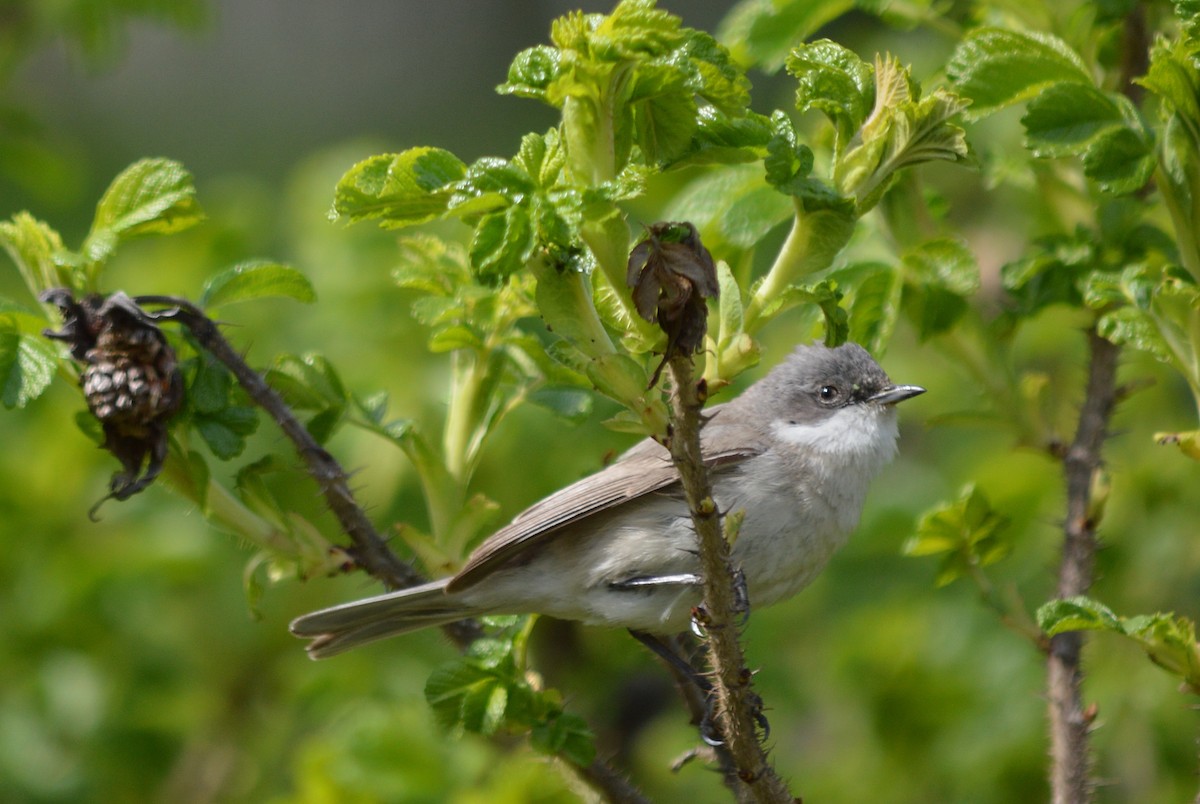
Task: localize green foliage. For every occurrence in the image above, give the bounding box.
[425,631,596,768]
[200,261,316,309]
[9,0,1200,801]
[904,485,1012,588]
[0,326,57,409]
[1038,598,1200,695]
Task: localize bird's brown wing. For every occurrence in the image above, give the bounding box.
[447,408,768,592]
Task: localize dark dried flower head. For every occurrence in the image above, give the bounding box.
[41,289,183,515]
[627,222,719,383]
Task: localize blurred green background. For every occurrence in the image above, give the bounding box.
[3,1,1200,802]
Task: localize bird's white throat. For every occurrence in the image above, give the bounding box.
[771,403,900,461]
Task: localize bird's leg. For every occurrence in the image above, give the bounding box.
[628,629,732,746]
[628,629,710,693]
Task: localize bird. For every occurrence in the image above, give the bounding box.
[291,341,924,659]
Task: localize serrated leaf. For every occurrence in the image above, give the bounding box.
[1082,125,1155,195]
[1037,597,1200,693]
[1021,83,1125,158]
[531,712,597,767]
[901,238,978,340]
[189,356,232,414]
[497,45,561,100]
[201,261,315,309]
[787,39,875,142]
[0,328,57,408]
[683,29,752,114]
[424,660,520,737]
[627,63,699,166]
[904,485,1011,587]
[266,353,347,411]
[82,158,203,264]
[764,112,816,193]
[831,261,901,356]
[1037,596,1123,634]
[331,148,467,228]
[469,205,536,282]
[0,212,70,293]
[947,28,1091,119]
[195,406,259,460]
[1097,306,1170,358]
[1138,37,1200,131]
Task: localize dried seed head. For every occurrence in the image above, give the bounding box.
[41,289,183,513]
[627,222,718,383]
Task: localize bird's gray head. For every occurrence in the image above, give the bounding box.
[738,342,925,459]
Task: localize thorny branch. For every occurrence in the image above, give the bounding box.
[1046,8,1146,803]
[665,354,795,804]
[1047,328,1120,804]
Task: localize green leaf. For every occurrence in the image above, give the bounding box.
[719,0,855,73]
[1138,38,1200,135]
[0,327,57,408]
[947,28,1091,119]
[531,712,597,767]
[1037,596,1123,634]
[1037,597,1200,693]
[1096,306,1170,358]
[787,39,875,143]
[331,148,467,228]
[531,257,614,359]
[1020,83,1125,158]
[188,355,232,415]
[497,45,562,100]
[427,325,484,353]
[831,261,901,356]
[82,158,204,264]
[758,279,849,345]
[526,386,594,423]
[195,406,259,460]
[627,63,699,166]
[469,205,536,282]
[265,353,348,411]
[901,238,979,339]
[200,261,316,309]
[585,352,651,405]
[0,212,70,294]
[904,485,1011,587]
[838,69,969,212]
[1082,125,1155,195]
[682,29,752,114]
[424,659,525,737]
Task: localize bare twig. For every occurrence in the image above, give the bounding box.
[665,354,795,804]
[1047,327,1120,804]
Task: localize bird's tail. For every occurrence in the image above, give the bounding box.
[289,579,488,659]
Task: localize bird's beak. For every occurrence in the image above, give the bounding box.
[870,384,926,405]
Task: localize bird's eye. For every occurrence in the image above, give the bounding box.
[818,385,841,404]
